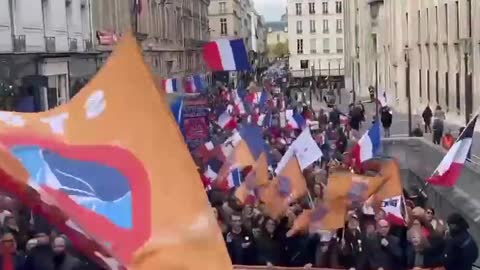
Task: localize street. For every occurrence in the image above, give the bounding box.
[311,89,480,163]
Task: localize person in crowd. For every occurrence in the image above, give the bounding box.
[442,131,455,150]
[338,214,368,270]
[406,228,445,269]
[224,212,257,265]
[422,105,433,133]
[424,208,444,232]
[336,127,348,155]
[410,217,433,238]
[3,216,25,253]
[444,213,479,270]
[255,218,282,266]
[380,106,393,137]
[51,236,82,270]
[365,219,403,270]
[0,232,25,270]
[412,123,424,137]
[24,230,54,270]
[432,105,446,145]
[348,102,363,131]
[25,239,37,255]
[329,105,342,127]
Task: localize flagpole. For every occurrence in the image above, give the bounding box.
[419,107,480,194]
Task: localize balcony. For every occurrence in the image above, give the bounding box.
[68,38,78,52]
[84,39,93,51]
[13,35,26,52]
[45,36,56,53]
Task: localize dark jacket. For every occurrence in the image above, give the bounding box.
[255,233,282,266]
[406,236,446,269]
[24,244,55,270]
[53,253,82,270]
[381,109,393,128]
[444,231,479,270]
[338,229,368,270]
[329,110,341,126]
[422,106,433,123]
[365,234,403,270]
[224,229,257,265]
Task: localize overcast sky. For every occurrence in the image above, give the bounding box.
[253,0,287,22]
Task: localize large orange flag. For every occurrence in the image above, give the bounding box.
[259,156,307,219]
[0,32,232,269]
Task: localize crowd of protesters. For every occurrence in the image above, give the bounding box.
[202,69,479,270]
[0,194,103,270]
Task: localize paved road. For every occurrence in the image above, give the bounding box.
[310,89,480,163]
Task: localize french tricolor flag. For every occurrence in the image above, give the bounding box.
[227,168,243,189]
[286,110,306,130]
[163,78,182,93]
[184,75,207,93]
[351,121,381,167]
[427,114,478,187]
[203,39,251,71]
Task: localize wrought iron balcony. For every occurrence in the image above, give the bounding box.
[13,35,26,52]
[45,36,56,53]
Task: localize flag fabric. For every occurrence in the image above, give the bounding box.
[378,88,387,107]
[427,114,478,187]
[169,95,184,125]
[0,32,232,269]
[381,195,406,226]
[351,121,381,167]
[260,156,307,219]
[217,108,234,129]
[275,128,323,174]
[162,78,183,93]
[184,75,207,93]
[203,39,251,71]
[286,109,306,130]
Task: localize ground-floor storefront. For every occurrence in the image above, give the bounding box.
[0,53,98,112]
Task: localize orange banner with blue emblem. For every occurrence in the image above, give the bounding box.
[0,33,232,269]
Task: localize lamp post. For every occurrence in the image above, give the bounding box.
[352,46,359,103]
[310,64,315,107]
[404,47,412,136]
[375,58,379,118]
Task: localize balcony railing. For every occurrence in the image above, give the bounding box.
[84,39,93,51]
[45,36,56,53]
[13,35,26,52]
[68,38,78,52]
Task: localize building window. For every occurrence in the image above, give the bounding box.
[309,2,315,14]
[296,3,302,15]
[323,20,329,33]
[220,18,227,35]
[310,38,316,53]
[322,2,328,14]
[455,1,459,39]
[323,38,330,53]
[296,21,303,34]
[219,2,226,13]
[336,1,342,13]
[310,20,316,33]
[336,38,343,53]
[336,19,342,33]
[297,39,304,54]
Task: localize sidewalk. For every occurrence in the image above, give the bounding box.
[311,89,480,162]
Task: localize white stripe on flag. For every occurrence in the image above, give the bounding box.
[216,39,236,70]
[436,138,472,175]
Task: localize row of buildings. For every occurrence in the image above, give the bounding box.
[208,0,268,67]
[264,1,345,82]
[0,0,268,113]
[344,0,479,128]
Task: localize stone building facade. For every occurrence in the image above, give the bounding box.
[344,0,479,126]
[287,0,345,78]
[92,0,210,78]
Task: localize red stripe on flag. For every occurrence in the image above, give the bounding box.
[427,162,463,187]
[203,42,224,71]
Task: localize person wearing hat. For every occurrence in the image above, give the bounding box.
[444,213,479,270]
[338,213,368,270]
